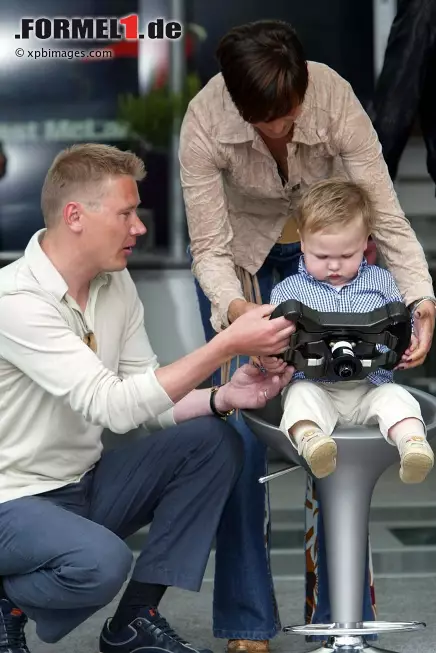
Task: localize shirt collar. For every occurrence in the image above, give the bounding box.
[298,255,368,285]
[215,65,330,147]
[25,229,110,301]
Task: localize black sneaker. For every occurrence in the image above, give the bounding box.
[99,606,213,653]
[0,598,29,653]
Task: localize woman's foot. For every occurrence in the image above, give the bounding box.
[398,436,434,483]
[297,429,337,478]
[227,640,269,653]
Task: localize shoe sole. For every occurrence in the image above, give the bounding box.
[227,648,269,653]
[227,646,269,653]
[307,440,337,478]
[400,451,434,484]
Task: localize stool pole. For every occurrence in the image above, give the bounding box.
[316,434,388,625]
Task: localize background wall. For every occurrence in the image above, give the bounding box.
[132,268,206,365]
[190,0,374,105]
[0,0,376,253]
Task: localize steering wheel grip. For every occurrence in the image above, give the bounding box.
[269,299,411,376]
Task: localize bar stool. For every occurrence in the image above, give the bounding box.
[242,385,436,652]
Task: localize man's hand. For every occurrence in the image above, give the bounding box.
[227,298,258,324]
[397,300,435,369]
[214,363,294,412]
[220,304,295,358]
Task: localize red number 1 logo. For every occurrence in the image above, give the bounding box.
[120,14,139,39]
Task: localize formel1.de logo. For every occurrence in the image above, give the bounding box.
[15,15,183,41]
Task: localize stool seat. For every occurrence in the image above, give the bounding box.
[246,386,436,473]
[243,385,436,653]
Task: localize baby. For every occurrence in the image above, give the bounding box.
[263,178,434,483]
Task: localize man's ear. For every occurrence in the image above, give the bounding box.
[63,202,83,233]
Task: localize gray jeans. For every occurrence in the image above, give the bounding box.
[0,416,242,643]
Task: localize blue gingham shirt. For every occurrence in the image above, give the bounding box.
[270,256,405,385]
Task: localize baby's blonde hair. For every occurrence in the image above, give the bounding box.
[41,143,146,227]
[294,178,375,236]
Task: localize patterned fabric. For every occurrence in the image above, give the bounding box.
[304,475,320,624]
[180,63,433,332]
[270,256,404,386]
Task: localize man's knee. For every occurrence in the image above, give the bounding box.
[86,537,133,605]
[52,534,133,609]
[185,416,244,475]
[213,417,244,473]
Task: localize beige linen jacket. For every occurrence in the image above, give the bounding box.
[179,62,433,332]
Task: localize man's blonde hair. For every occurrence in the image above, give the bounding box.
[295,178,375,236]
[41,143,146,227]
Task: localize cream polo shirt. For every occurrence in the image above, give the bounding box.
[0,229,175,504]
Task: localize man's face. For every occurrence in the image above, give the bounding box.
[79,175,147,272]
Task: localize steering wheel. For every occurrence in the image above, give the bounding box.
[270,300,411,381]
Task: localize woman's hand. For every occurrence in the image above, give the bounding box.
[397,300,435,369]
[364,238,377,265]
[227,299,259,324]
[396,334,418,370]
[214,363,294,412]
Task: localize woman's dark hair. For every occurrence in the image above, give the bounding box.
[216,20,308,124]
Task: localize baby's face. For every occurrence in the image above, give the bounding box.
[301,217,369,286]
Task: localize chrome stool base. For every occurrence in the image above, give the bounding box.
[284,622,426,653]
[305,641,410,653]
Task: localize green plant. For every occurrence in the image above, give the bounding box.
[118,72,202,150]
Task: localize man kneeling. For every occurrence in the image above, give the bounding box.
[0,144,294,653]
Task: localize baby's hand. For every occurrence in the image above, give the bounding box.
[258,356,289,374]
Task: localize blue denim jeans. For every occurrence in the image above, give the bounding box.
[190,243,375,640]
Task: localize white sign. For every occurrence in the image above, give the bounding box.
[0,119,130,143]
